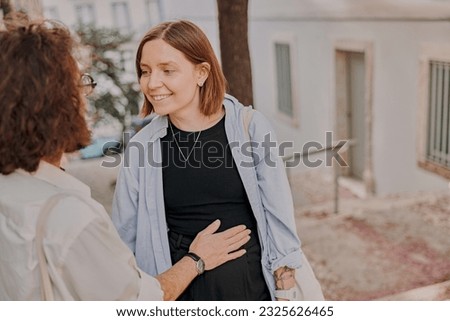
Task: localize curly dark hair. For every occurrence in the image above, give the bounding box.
[0,15,91,175]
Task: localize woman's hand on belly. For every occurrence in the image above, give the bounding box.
[189,219,251,270]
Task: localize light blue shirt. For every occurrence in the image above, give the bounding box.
[112,94,303,300]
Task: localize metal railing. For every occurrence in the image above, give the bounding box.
[282,139,355,214]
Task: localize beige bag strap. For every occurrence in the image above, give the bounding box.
[242,106,255,141]
[36,193,69,301]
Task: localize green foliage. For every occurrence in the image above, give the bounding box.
[0,0,13,17]
[76,24,141,130]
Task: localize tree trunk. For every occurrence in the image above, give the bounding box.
[0,0,12,17]
[217,0,253,106]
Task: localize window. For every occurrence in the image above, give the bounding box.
[270,34,298,126]
[418,44,450,179]
[275,43,294,117]
[426,61,450,169]
[75,3,95,26]
[143,0,161,27]
[112,2,132,31]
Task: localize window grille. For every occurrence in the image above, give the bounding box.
[112,2,132,31]
[427,60,450,168]
[75,3,95,26]
[275,43,293,117]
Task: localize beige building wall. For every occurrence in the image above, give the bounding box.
[27,0,450,194]
[248,0,450,195]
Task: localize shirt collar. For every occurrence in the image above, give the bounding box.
[17,160,91,198]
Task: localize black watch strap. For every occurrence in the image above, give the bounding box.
[185,252,201,262]
[185,252,205,275]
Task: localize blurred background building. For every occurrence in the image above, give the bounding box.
[2,0,450,196]
[3,0,450,301]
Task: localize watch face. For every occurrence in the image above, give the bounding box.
[197,259,205,274]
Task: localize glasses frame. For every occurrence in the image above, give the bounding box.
[79,73,97,96]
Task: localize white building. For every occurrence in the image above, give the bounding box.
[39,0,222,65]
[33,0,450,195]
[246,0,450,196]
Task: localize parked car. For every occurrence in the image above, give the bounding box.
[79,137,122,159]
[79,115,155,159]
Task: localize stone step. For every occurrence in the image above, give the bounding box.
[376,280,450,301]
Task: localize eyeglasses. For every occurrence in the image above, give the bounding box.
[79,73,97,96]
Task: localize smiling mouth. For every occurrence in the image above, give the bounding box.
[151,94,171,101]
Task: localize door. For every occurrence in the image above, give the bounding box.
[347,52,366,180]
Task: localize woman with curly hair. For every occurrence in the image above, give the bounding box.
[0,15,250,300]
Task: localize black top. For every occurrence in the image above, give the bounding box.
[161,116,257,237]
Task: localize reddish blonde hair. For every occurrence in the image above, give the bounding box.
[136,20,227,116]
[0,17,91,174]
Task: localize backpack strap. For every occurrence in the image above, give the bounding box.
[242,106,255,141]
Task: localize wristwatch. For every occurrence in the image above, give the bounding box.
[184,252,205,275]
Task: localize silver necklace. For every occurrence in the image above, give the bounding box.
[168,121,202,162]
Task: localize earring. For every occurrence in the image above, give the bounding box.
[198,81,204,87]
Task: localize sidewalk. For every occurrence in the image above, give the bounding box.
[66,157,450,300]
[289,167,450,300]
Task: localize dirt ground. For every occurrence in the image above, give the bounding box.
[66,157,450,301]
[289,168,450,300]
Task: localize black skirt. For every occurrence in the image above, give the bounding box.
[168,229,271,301]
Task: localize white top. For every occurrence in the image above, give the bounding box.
[0,161,163,300]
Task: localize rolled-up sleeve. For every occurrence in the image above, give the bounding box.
[251,111,303,272]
